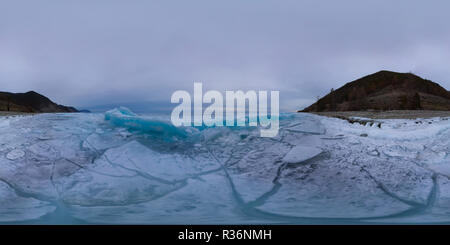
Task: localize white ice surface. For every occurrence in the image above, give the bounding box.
[1,111,450,224]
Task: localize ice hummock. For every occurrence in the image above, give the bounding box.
[1,109,450,224]
[104,107,191,138]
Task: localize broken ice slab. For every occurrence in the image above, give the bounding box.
[6,149,25,160]
[67,172,268,224]
[282,145,323,164]
[0,181,55,222]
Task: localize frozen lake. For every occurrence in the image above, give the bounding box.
[1,108,450,224]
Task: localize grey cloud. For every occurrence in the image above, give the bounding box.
[1,0,450,111]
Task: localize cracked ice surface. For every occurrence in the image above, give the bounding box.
[2,110,450,224]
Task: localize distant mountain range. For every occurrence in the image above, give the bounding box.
[83,101,173,114]
[301,70,450,112]
[0,91,78,113]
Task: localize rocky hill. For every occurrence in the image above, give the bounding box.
[301,71,450,112]
[0,91,78,113]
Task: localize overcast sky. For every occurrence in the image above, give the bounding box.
[1,0,450,111]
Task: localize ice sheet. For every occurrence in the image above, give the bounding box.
[1,109,450,224]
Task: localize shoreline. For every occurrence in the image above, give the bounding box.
[308,110,450,120]
[0,111,36,117]
[3,109,450,120]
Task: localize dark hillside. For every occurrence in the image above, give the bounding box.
[301,71,450,112]
[0,91,78,113]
